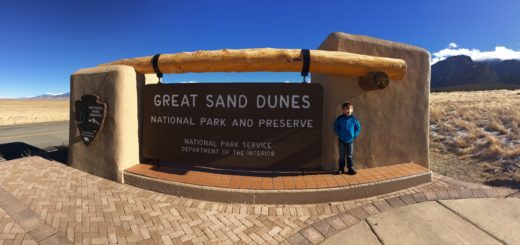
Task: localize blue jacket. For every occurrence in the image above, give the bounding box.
[334,115,361,143]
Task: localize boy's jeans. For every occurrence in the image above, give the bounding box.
[338,140,354,171]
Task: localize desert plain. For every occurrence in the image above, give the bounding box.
[0,99,68,126]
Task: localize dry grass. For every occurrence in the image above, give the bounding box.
[0,99,69,126]
[430,89,520,187]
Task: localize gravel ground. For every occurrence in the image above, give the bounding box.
[430,150,520,189]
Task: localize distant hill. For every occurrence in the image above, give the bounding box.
[431,55,520,91]
[30,92,70,100]
[489,59,520,85]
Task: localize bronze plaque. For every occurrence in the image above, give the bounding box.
[142,83,322,169]
[75,95,107,145]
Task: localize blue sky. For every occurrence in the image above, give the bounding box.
[1,0,519,98]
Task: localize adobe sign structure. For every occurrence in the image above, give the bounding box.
[100,48,405,170]
[69,33,433,187]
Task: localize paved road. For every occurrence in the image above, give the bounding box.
[0,122,68,150]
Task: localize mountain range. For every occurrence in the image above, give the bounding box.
[431,55,520,91]
[30,92,70,99]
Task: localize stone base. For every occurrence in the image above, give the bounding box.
[123,163,432,204]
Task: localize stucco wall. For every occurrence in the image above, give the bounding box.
[68,65,158,182]
[314,32,431,170]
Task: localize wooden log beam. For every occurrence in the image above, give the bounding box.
[100,48,407,80]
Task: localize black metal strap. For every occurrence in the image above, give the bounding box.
[301,49,311,82]
[152,54,163,82]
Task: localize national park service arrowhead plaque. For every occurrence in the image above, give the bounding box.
[75,95,107,146]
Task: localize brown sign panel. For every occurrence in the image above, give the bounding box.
[74,95,107,146]
[142,83,323,169]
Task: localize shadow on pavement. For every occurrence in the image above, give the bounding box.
[484,179,520,190]
[0,142,68,164]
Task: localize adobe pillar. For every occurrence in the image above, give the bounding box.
[68,65,158,182]
[314,32,431,171]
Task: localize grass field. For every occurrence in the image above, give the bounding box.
[0,99,68,126]
[429,89,520,188]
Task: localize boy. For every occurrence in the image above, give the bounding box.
[333,102,361,175]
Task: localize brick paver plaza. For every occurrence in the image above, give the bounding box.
[0,156,517,244]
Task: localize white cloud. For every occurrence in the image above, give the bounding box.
[432,44,520,64]
[180,81,199,83]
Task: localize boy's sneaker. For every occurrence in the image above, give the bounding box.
[347,167,357,175]
[337,170,343,175]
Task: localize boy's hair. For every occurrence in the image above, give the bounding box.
[341,102,353,109]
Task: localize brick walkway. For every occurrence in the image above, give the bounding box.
[0,156,517,244]
[0,206,38,245]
